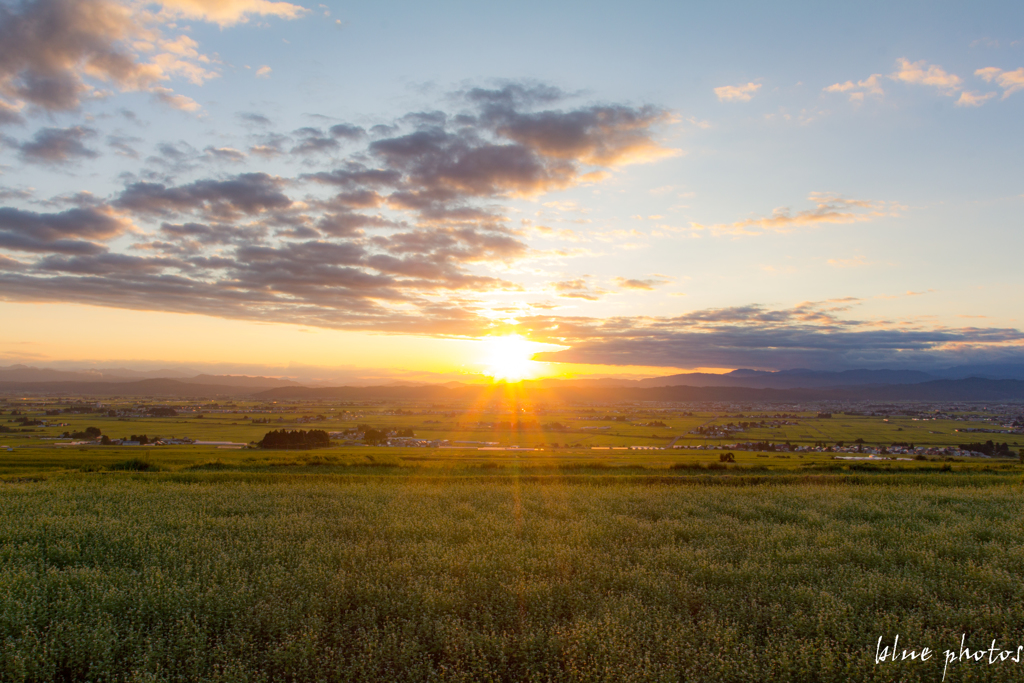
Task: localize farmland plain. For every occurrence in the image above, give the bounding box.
[2,397,1023,681]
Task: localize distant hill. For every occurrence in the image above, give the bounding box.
[250,378,1024,403]
[4,370,1024,402]
[634,368,939,389]
[0,364,196,383]
[0,365,301,390]
[0,378,285,397]
[188,374,302,389]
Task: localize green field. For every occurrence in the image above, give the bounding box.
[3,474,1024,682]
[2,398,1023,681]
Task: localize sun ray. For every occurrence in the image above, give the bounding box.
[480,333,545,382]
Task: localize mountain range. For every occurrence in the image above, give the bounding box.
[3,364,1024,401]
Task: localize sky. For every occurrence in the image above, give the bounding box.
[0,0,1022,384]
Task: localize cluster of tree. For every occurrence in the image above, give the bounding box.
[14,416,43,426]
[146,407,178,417]
[960,441,1014,457]
[259,429,330,449]
[249,417,273,424]
[126,434,151,444]
[725,421,767,429]
[63,427,102,439]
[638,421,668,428]
[691,425,737,435]
[542,422,569,431]
[353,424,414,445]
[743,441,795,452]
[600,416,630,422]
[363,428,389,445]
[719,452,735,462]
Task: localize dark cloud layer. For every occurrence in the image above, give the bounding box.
[528,303,1024,371]
[116,173,292,219]
[0,204,129,254]
[18,125,97,163]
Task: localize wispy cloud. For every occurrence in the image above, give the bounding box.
[827,255,869,268]
[824,57,1020,108]
[890,58,962,94]
[690,193,894,236]
[551,278,606,300]
[714,82,761,103]
[824,74,884,102]
[975,66,1024,98]
[614,275,672,290]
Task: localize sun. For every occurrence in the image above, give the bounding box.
[480,334,541,381]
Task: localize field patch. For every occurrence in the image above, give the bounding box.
[2,478,1024,681]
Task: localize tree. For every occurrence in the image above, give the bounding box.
[84,426,101,438]
[259,429,330,449]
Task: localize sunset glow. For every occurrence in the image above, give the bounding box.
[0,0,1019,381]
[480,334,544,382]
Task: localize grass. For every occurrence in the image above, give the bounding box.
[2,475,1024,681]
[2,399,1022,679]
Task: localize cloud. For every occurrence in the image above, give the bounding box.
[17,126,98,163]
[551,278,606,300]
[890,58,963,94]
[0,204,131,254]
[239,112,272,126]
[115,172,292,219]
[151,87,201,112]
[955,91,996,107]
[823,59,974,104]
[255,65,272,78]
[107,134,142,158]
[0,82,678,337]
[0,0,305,116]
[328,123,366,140]
[614,275,671,290]
[527,302,1024,371]
[975,66,1024,98]
[248,132,290,158]
[203,146,247,163]
[824,58,1015,106]
[157,0,309,26]
[823,74,884,102]
[0,100,24,125]
[483,101,677,166]
[826,255,869,268]
[714,82,761,103]
[690,193,892,236]
[290,127,341,156]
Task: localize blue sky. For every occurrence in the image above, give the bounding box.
[0,0,1021,382]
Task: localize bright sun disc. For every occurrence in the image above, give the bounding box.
[481,334,539,381]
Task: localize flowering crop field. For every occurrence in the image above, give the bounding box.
[2,474,1024,682]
